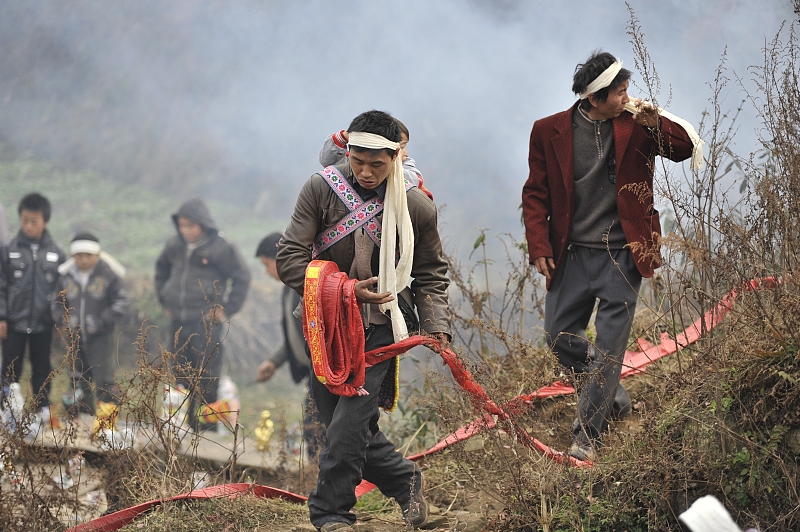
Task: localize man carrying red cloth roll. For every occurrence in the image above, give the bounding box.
[276,110,450,531]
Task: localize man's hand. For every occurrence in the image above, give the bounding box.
[431,333,452,353]
[257,360,277,382]
[0,320,7,339]
[533,257,556,281]
[354,277,394,305]
[629,100,660,128]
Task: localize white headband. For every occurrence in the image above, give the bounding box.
[579,60,623,100]
[70,240,101,255]
[347,131,400,151]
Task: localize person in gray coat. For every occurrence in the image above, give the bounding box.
[155,198,251,432]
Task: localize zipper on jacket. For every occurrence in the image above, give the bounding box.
[27,247,38,334]
[79,279,86,333]
[178,247,194,323]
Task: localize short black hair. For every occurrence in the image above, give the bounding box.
[572,50,632,110]
[347,110,401,158]
[18,192,52,222]
[255,232,282,259]
[394,118,409,141]
[71,231,100,244]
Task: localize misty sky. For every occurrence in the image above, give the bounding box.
[0,0,794,254]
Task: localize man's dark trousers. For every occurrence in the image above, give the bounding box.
[2,329,53,410]
[171,317,224,430]
[307,325,421,529]
[544,246,642,446]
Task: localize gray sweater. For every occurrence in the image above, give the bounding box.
[569,107,627,249]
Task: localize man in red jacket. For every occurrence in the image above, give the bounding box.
[522,50,696,461]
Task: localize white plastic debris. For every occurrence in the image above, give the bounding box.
[191,471,210,490]
[53,470,74,490]
[161,384,189,430]
[1,383,24,432]
[68,454,85,480]
[215,376,240,435]
[97,428,134,451]
[679,495,742,532]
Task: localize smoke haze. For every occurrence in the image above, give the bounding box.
[0,0,793,249]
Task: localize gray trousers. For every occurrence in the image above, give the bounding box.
[544,245,642,446]
[171,318,224,431]
[72,333,117,414]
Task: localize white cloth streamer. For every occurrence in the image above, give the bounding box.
[348,131,414,342]
[625,99,706,171]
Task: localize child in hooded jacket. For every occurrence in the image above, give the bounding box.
[155,198,251,431]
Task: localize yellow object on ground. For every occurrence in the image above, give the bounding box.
[254,410,274,452]
[93,401,119,435]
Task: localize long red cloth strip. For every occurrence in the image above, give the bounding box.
[354,277,779,495]
[74,277,776,528]
[303,260,366,396]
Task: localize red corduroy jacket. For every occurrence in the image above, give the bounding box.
[522,101,695,289]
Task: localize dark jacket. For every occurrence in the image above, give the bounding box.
[52,259,129,337]
[269,286,309,383]
[0,228,66,333]
[155,199,251,323]
[276,161,451,337]
[522,102,695,289]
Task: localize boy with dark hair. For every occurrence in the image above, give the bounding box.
[255,232,323,459]
[53,232,128,425]
[278,109,450,531]
[0,192,66,420]
[155,198,251,432]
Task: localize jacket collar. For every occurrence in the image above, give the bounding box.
[552,102,579,195]
[15,228,52,248]
[552,101,635,190]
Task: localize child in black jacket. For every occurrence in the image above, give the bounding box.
[0,193,66,417]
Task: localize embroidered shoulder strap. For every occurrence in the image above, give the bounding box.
[312,166,414,259]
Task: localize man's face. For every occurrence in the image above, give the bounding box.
[589,80,630,120]
[74,252,100,272]
[19,209,48,240]
[349,148,397,190]
[178,216,204,243]
[260,256,279,281]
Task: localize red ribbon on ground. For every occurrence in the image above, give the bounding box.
[68,483,306,532]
